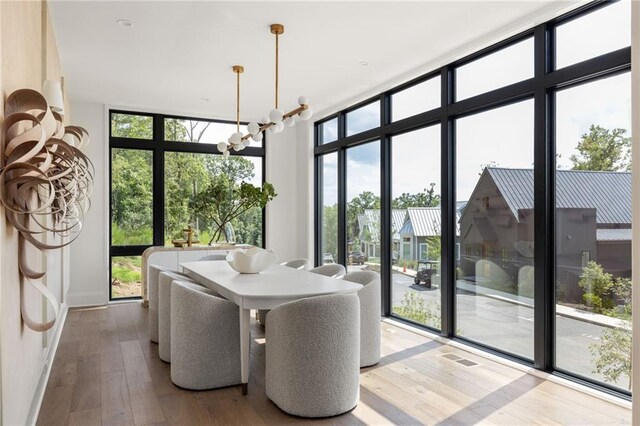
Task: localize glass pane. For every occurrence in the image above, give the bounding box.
[456,38,534,101]
[392,76,441,121]
[391,125,441,330]
[346,141,380,274]
[346,101,380,136]
[556,1,631,69]
[111,149,153,245]
[318,118,338,145]
[164,153,263,247]
[320,153,338,265]
[111,256,142,299]
[111,113,153,139]
[555,73,632,392]
[456,99,535,359]
[164,118,258,147]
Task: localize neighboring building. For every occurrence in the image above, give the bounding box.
[459,168,631,301]
[357,209,407,259]
[397,207,463,262]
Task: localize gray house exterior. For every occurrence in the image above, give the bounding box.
[459,168,631,302]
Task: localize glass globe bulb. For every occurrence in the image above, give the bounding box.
[233,144,242,151]
[261,116,270,125]
[230,132,242,144]
[217,142,228,153]
[269,109,284,124]
[247,122,260,135]
[284,116,296,127]
[252,132,263,142]
[275,122,285,132]
[267,125,277,134]
[298,95,308,105]
[299,107,313,121]
[223,149,230,157]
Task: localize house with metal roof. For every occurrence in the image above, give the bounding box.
[397,207,463,262]
[357,209,407,260]
[459,167,631,302]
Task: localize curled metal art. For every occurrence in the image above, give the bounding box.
[1,89,93,332]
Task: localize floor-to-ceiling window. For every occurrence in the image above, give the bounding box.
[554,72,632,392]
[391,125,442,330]
[314,0,631,396]
[455,100,535,360]
[110,112,265,300]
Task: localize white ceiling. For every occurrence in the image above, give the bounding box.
[48,1,579,122]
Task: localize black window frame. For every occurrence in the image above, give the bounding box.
[313,0,631,399]
[109,110,267,301]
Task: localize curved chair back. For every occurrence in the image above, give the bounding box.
[158,271,200,362]
[309,263,346,278]
[281,258,309,270]
[266,294,360,417]
[344,270,381,367]
[197,254,227,261]
[170,281,241,390]
[148,264,176,342]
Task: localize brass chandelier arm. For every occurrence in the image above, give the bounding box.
[240,103,309,142]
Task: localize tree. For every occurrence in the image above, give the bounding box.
[191,175,276,244]
[322,204,338,259]
[346,191,380,244]
[392,183,440,209]
[570,125,631,171]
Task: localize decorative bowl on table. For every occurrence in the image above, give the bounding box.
[226,247,278,274]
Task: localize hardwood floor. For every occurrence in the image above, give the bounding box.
[38,303,630,425]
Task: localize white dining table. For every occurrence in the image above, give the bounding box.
[180,260,363,395]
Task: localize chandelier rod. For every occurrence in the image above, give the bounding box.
[233,65,244,133]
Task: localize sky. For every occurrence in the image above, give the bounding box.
[321,0,631,207]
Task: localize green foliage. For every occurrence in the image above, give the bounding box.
[111,114,153,139]
[393,291,440,329]
[111,223,153,246]
[111,149,153,238]
[570,125,631,172]
[111,257,141,284]
[578,261,616,313]
[392,183,441,209]
[322,204,338,260]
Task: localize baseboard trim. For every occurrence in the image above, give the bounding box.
[66,290,107,308]
[25,303,69,426]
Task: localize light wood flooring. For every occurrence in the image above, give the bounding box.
[37,302,631,425]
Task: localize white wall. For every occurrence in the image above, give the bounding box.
[67,102,109,307]
[265,121,313,262]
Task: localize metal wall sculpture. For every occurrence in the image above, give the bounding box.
[1,88,93,332]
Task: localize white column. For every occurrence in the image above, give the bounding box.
[632,0,639,422]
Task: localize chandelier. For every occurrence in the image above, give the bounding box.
[217,23,312,155]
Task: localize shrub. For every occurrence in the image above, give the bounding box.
[393,291,440,329]
[578,261,615,313]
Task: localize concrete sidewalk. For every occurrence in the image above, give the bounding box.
[390,264,625,329]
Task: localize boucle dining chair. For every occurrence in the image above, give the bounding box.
[170,280,241,390]
[343,270,381,367]
[148,264,179,343]
[309,263,346,279]
[158,270,201,362]
[266,294,360,417]
[281,258,309,270]
[257,257,310,326]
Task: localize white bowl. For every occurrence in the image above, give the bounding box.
[226,248,278,274]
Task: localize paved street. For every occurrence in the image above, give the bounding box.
[388,270,630,391]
